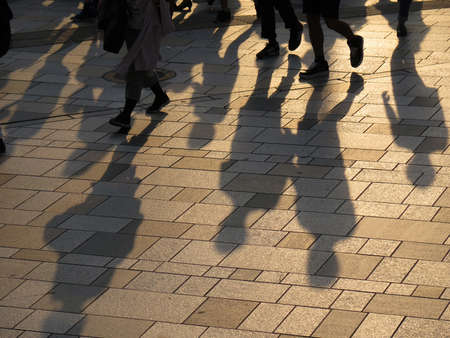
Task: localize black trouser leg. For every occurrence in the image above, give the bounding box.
[260,0,277,41]
[398,0,412,20]
[274,0,301,30]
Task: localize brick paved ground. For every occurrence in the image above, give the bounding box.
[0,0,450,337]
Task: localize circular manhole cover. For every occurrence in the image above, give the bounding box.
[103,68,176,85]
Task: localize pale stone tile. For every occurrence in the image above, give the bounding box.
[0,306,33,328]
[220,245,330,274]
[385,283,416,296]
[180,224,221,241]
[401,205,439,221]
[85,288,205,322]
[227,161,276,174]
[252,210,297,230]
[332,290,373,311]
[126,272,188,293]
[86,182,153,198]
[207,279,289,302]
[2,176,67,191]
[379,151,413,164]
[0,257,40,278]
[239,303,293,332]
[404,261,450,287]
[26,262,105,285]
[340,200,406,218]
[413,285,444,298]
[0,247,19,258]
[284,178,340,198]
[59,254,112,267]
[142,322,206,338]
[394,317,450,338]
[176,276,219,296]
[256,271,287,283]
[293,197,343,213]
[354,169,420,184]
[333,278,389,293]
[313,310,366,337]
[16,310,83,334]
[311,235,367,253]
[202,327,277,338]
[44,230,94,252]
[177,204,236,225]
[359,239,400,256]
[353,313,403,338]
[0,280,54,307]
[18,191,66,211]
[202,190,254,206]
[143,186,182,200]
[281,273,337,288]
[404,186,445,205]
[276,306,329,336]
[130,260,161,272]
[0,188,36,209]
[0,158,61,176]
[369,257,417,283]
[358,183,413,203]
[139,238,189,261]
[214,228,286,246]
[328,181,370,200]
[156,262,210,276]
[0,225,63,249]
[172,241,236,266]
[393,242,449,261]
[204,266,235,278]
[279,285,341,307]
[283,212,359,236]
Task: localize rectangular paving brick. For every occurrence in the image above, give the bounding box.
[276,306,329,336]
[369,257,417,283]
[0,257,40,278]
[172,241,235,266]
[239,303,293,333]
[403,261,450,287]
[126,271,188,293]
[313,310,366,337]
[393,317,450,338]
[0,225,63,249]
[15,309,83,334]
[365,294,448,319]
[393,242,449,261]
[353,313,403,338]
[26,262,105,285]
[85,288,204,322]
[279,285,341,308]
[317,253,382,279]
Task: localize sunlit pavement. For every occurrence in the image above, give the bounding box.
[0,0,450,336]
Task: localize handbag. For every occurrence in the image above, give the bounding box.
[97,0,128,53]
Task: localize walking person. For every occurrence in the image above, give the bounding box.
[300,0,364,79]
[256,0,303,59]
[106,0,175,129]
[0,0,13,153]
[397,0,413,36]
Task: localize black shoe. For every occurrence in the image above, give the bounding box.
[174,0,192,12]
[0,138,5,154]
[348,35,364,68]
[256,43,280,60]
[146,93,170,115]
[288,24,303,51]
[299,60,329,80]
[397,22,407,37]
[109,112,131,129]
[216,9,231,22]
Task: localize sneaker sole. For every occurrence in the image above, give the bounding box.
[299,69,329,81]
[109,119,130,129]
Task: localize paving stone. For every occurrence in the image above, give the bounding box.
[404,261,450,287]
[313,310,366,337]
[277,232,316,249]
[0,257,40,278]
[401,205,439,221]
[251,209,297,231]
[245,193,297,210]
[404,186,445,205]
[177,203,236,225]
[202,190,254,206]
[69,315,152,338]
[0,277,23,299]
[121,219,191,237]
[353,313,403,338]
[143,185,182,200]
[369,257,417,283]
[207,279,288,302]
[184,298,257,329]
[311,235,367,253]
[91,197,192,221]
[44,230,94,252]
[26,262,105,285]
[201,327,277,338]
[55,179,92,193]
[432,207,450,223]
[0,328,21,338]
[85,288,204,322]
[15,310,83,334]
[279,285,341,308]
[0,306,33,328]
[130,260,161,272]
[413,285,445,298]
[92,268,140,288]
[172,240,235,266]
[74,232,158,258]
[317,253,381,279]
[139,238,189,261]
[45,193,108,215]
[393,242,449,261]
[176,276,219,296]
[0,280,54,307]
[221,207,266,228]
[364,294,448,319]
[142,322,206,338]
[386,283,417,296]
[281,273,336,288]
[224,173,292,194]
[0,188,37,208]
[276,306,329,336]
[393,317,450,338]
[283,212,358,236]
[155,262,210,276]
[58,215,131,233]
[333,278,389,293]
[339,200,406,218]
[0,157,61,175]
[172,157,235,171]
[358,183,413,203]
[358,239,400,256]
[0,209,40,225]
[352,217,450,244]
[204,267,235,279]
[214,227,286,247]
[331,290,374,311]
[220,244,330,274]
[172,188,212,203]
[127,271,188,293]
[181,224,221,240]
[59,253,112,266]
[239,303,293,332]
[0,225,63,249]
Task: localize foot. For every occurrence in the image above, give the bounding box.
[299,60,329,80]
[109,112,131,129]
[146,93,170,115]
[397,22,407,37]
[256,42,280,60]
[216,9,231,23]
[348,35,364,68]
[288,24,303,51]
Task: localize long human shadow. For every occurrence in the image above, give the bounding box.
[40,116,165,335]
[297,72,364,286]
[380,1,447,186]
[215,54,301,252]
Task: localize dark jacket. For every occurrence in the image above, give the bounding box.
[0,0,13,57]
[98,0,128,53]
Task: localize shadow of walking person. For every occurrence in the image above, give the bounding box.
[381,1,447,187]
[295,72,365,287]
[38,116,165,336]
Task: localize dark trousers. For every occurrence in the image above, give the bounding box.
[260,0,300,41]
[399,0,412,19]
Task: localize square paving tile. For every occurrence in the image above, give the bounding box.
[184,298,257,329]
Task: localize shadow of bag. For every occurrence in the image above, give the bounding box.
[0,0,13,57]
